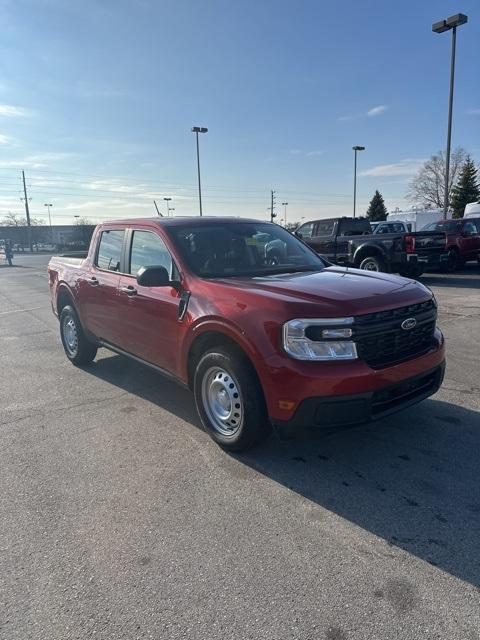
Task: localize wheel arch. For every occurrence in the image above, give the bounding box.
[56,284,75,316]
[353,243,387,266]
[186,329,264,394]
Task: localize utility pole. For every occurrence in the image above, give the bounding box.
[282,202,288,226]
[270,189,277,223]
[153,200,163,216]
[22,170,33,251]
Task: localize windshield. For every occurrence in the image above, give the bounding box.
[422,221,462,233]
[167,221,326,278]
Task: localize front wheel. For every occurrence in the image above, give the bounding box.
[193,348,271,451]
[359,255,386,272]
[59,305,97,366]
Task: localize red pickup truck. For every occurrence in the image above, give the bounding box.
[422,218,480,271]
[48,217,445,451]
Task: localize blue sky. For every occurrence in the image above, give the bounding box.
[0,0,478,224]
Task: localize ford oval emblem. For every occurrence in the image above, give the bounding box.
[401,317,417,330]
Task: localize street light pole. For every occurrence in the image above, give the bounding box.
[163,197,172,217]
[282,202,288,226]
[352,146,365,218]
[432,13,468,219]
[191,126,208,216]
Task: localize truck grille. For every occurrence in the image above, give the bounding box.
[354,299,437,369]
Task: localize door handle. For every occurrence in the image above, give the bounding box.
[86,276,99,286]
[120,285,137,297]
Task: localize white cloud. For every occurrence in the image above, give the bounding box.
[0,134,10,145]
[0,152,72,169]
[289,149,324,158]
[0,104,29,117]
[338,105,389,121]
[466,108,480,116]
[367,105,388,117]
[360,158,425,178]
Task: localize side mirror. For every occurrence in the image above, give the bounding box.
[136,265,173,287]
[296,231,303,238]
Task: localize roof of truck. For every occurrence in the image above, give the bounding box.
[100,216,266,226]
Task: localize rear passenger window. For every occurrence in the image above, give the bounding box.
[129,230,173,276]
[96,230,124,272]
[316,220,335,236]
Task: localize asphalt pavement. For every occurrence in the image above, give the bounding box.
[0,254,479,640]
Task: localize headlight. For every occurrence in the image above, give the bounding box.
[283,318,357,361]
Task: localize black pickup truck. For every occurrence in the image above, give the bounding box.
[295,217,448,277]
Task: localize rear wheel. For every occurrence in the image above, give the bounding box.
[442,248,459,272]
[193,348,271,451]
[59,305,97,366]
[359,255,386,272]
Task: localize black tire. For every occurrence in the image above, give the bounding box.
[398,265,424,279]
[442,248,459,272]
[359,255,386,272]
[193,348,271,451]
[59,305,97,366]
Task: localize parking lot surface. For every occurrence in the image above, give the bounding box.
[1,254,479,640]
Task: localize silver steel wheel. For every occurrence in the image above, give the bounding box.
[201,367,244,436]
[362,258,379,271]
[62,314,78,356]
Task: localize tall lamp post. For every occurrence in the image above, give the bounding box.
[282,202,288,226]
[432,13,468,219]
[163,197,172,217]
[191,126,208,216]
[44,203,53,241]
[352,146,365,218]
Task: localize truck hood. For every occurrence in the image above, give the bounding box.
[214,266,432,316]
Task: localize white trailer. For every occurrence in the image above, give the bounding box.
[387,208,447,231]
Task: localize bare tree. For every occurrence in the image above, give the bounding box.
[0,212,45,226]
[74,216,92,226]
[406,147,468,209]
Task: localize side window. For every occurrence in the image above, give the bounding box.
[315,220,335,236]
[339,219,369,236]
[463,222,476,234]
[96,229,124,272]
[129,230,173,276]
[297,222,315,238]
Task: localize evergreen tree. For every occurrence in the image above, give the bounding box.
[366,190,387,221]
[450,156,480,218]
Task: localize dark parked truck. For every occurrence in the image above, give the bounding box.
[48,217,445,451]
[296,217,448,278]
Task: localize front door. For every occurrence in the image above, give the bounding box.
[116,229,181,376]
[459,221,480,260]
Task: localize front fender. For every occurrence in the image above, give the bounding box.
[180,315,275,385]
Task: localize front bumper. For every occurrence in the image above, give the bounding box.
[273,362,445,428]
[261,329,445,423]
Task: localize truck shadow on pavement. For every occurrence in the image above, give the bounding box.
[89,353,480,587]
[423,265,480,289]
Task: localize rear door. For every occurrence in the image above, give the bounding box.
[79,228,125,343]
[116,228,181,375]
[298,220,337,260]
